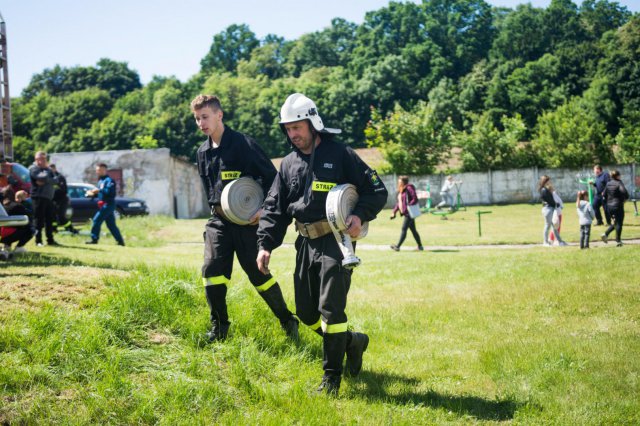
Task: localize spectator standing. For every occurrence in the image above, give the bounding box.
[49,164,78,234]
[537,175,567,247]
[549,191,564,244]
[390,176,423,251]
[85,163,125,246]
[591,165,611,226]
[28,151,58,246]
[601,170,629,247]
[576,190,595,249]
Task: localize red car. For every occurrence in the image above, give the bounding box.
[0,162,32,194]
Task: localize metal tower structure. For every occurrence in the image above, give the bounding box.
[0,12,12,161]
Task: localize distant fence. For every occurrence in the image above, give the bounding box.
[380,164,638,208]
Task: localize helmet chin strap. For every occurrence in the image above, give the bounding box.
[303,128,319,205]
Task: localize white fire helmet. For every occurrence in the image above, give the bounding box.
[279,93,341,135]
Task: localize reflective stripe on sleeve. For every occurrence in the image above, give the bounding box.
[203,276,229,287]
[321,320,348,334]
[254,277,276,293]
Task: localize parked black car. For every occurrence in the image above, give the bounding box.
[67,183,149,222]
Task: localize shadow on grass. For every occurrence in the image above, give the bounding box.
[353,370,522,421]
[428,249,461,253]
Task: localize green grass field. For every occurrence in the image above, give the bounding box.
[1,204,639,424]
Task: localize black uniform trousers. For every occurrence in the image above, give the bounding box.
[202,214,290,327]
[1,227,33,248]
[294,233,353,378]
[53,196,70,227]
[32,197,55,244]
[396,215,422,248]
[604,205,624,243]
[592,195,611,225]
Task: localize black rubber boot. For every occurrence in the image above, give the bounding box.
[258,284,298,340]
[316,375,341,396]
[205,320,230,342]
[204,284,229,342]
[345,331,369,377]
[281,316,300,341]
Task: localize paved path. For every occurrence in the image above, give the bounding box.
[170,239,640,251]
[356,238,640,251]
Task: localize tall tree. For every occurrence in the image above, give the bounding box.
[533,96,615,167]
[423,0,495,78]
[489,4,548,64]
[200,24,259,74]
[285,18,357,77]
[365,101,454,174]
[21,59,141,100]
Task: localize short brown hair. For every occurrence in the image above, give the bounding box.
[97,163,108,169]
[190,94,223,112]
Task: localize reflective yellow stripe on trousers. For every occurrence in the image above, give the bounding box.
[321,320,348,334]
[254,277,276,293]
[203,276,229,286]
[309,318,322,333]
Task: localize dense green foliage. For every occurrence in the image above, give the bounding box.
[11,0,639,172]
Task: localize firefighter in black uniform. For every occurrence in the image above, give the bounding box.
[191,94,298,343]
[256,93,388,395]
[49,164,78,234]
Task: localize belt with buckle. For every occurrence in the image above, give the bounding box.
[295,219,332,239]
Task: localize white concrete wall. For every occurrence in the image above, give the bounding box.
[170,156,208,219]
[382,164,638,208]
[50,148,207,218]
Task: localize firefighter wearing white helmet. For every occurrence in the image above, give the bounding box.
[256,93,388,396]
[191,94,299,344]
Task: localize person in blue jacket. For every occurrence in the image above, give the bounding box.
[85,163,125,246]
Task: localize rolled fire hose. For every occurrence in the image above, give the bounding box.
[220,177,264,225]
[326,184,369,269]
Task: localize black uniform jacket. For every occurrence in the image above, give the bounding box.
[196,125,277,208]
[257,136,388,252]
[52,172,69,202]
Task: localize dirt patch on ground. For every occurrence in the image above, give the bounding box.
[148,331,174,345]
[0,266,130,309]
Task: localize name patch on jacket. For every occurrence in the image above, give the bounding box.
[312,181,336,192]
[221,171,241,180]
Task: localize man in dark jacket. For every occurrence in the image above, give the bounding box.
[191,94,298,343]
[592,165,611,226]
[28,151,58,246]
[85,163,125,246]
[601,169,629,247]
[256,93,388,396]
